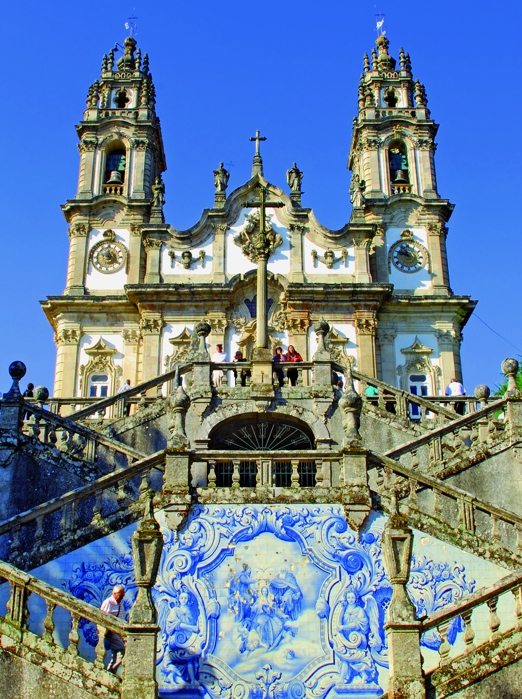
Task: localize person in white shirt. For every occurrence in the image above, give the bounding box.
[101,584,126,673]
[117,379,132,415]
[211,344,227,387]
[445,378,466,415]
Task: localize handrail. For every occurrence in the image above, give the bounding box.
[199,449,343,459]
[67,361,192,421]
[369,450,522,528]
[422,570,522,632]
[0,558,128,637]
[384,397,506,461]
[0,450,165,536]
[24,401,146,461]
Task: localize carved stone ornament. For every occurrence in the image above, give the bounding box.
[388,230,430,274]
[233,211,282,263]
[78,139,97,154]
[68,223,88,238]
[143,236,163,252]
[168,249,205,269]
[89,230,128,274]
[78,338,122,396]
[311,248,348,269]
[325,327,354,366]
[270,309,287,332]
[164,327,196,370]
[55,328,81,345]
[140,317,163,334]
[286,316,310,334]
[130,223,143,237]
[122,328,141,344]
[355,317,377,335]
[397,336,441,393]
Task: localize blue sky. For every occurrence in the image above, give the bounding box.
[1,1,520,394]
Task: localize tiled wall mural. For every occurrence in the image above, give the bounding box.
[14,505,508,698]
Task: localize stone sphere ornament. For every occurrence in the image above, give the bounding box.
[9,361,27,381]
[34,386,50,403]
[501,358,519,377]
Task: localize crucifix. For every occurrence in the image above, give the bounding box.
[249,129,266,176]
[243,186,284,351]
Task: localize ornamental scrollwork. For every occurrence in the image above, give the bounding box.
[168,249,206,269]
[143,236,163,252]
[233,211,282,263]
[68,223,88,238]
[55,328,81,345]
[78,139,97,154]
[286,316,310,334]
[140,317,163,334]
[122,329,141,345]
[355,317,378,335]
[311,248,348,269]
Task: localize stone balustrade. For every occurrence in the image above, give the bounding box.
[371,453,522,569]
[0,451,165,570]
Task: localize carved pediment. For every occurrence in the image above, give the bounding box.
[400,336,433,356]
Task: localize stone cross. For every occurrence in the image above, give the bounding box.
[243,187,283,350]
[249,129,267,176]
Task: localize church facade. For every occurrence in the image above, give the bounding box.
[0,32,521,699]
[42,33,474,403]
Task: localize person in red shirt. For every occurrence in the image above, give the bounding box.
[284,345,303,386]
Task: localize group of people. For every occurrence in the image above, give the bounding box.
[210,344,304,387]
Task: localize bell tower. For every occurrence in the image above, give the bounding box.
[63,35,166,296]
[348,34,474,388]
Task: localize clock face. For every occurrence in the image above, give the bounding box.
[90,240,127,273]
[391,240,426,273]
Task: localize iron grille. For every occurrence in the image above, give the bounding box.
[298,461,317,487]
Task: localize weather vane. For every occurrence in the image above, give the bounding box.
[125,14,138,37]
[375,12,385,36]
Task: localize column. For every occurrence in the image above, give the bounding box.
[363,137,383,197]
[143,237,162,284]
[417,139,437,197]
[139,316,163,384]
[131,139,148,199]
[354,313,377,377]
[65,223,89,296]
[54,324,81,399]
[427,222,450,295]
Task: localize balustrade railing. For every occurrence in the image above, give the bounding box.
[383,397,507,469]
[197,451,342,489]
[371,452,522,567]
[0,451,165,569]
[0,558,127,688]
[21,401,146,465]
[421,571,522,671]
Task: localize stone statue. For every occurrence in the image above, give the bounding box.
[286,162,303,193]
[152,175,166,208]
[213,163,229,193]
[349,174,366,208]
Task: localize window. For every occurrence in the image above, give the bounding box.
[88,374,109,398]
[388,141,409,184]
[409,373,429,418]
[104,147,126,184]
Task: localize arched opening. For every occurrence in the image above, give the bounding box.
[383,88,398,108]
[115,88,130,109]
[208,413,317,488]
[388,140,409,184]
[88,373,110,398]
[104,143,126,185]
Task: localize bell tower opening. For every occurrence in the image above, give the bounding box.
[104,144,126,185]
[388,140,409,184]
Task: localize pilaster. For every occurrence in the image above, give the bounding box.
[289,224,305,283]
[128,224,144,284]
[54,325,81,399]
[436,327,461,386]
[77,139,97,197]
[352,231,373,283]
[378,329,397,384]
[427,222,450,294]
[139,315,163,384]
[354,313,377,376]
[143,236,163,284]
[211,223,227,284]
[65,223,89,295]
[122,327,141,385]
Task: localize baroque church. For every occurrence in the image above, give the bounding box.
[0,31,521,699]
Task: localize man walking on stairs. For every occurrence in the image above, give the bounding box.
[101,584,126,673]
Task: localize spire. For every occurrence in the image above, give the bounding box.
[117,36,138,71]
[249,130,266,177]
[375,34,396,71]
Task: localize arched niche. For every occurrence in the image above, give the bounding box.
[209,412,315,450]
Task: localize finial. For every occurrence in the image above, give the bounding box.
[3,361,26,401]
[363,53,370,73]
[414,80,427,107]
[399,47,406,71]
[142,53,149,74]
[376,34,396,70]
[117,36,137,71]
[358,84,365,110]
[135,48,142,72]
[371,48,378,70]
[101,54,108,73]
[249,129,266,177]
[107,49,115,71]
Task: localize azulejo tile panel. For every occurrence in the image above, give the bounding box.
[31,505,496,698]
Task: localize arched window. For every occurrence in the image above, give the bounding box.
[383,88,398,107]
[388,140,409,184]
[104,144,126,184]
[408,372,429,418]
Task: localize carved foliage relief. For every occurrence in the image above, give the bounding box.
[59,506,477,698]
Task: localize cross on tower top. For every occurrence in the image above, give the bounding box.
[249,130,266,177]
